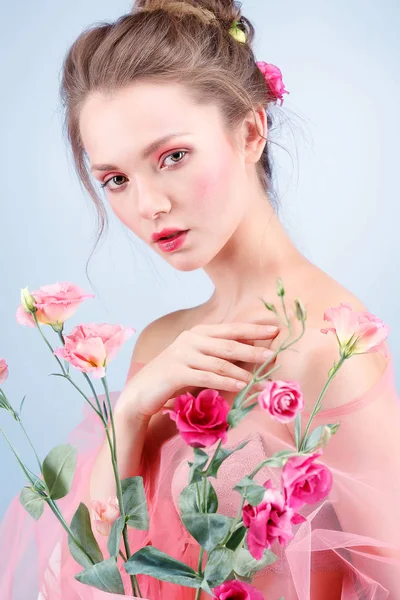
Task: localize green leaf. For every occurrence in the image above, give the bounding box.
[181,513,233,553]
[188,448,209,485]
[0,392,18,420]
[232,383,254,410]
[234,547,277,577]
[19,394,27,416]
[75,557,124,594]
[19,487,45,520]
[226,525,247,551]
[227,403,258,428]
[206,441,248,479]
[125,546,201,588]
[233,476,266,506]
[68,503,103,569]
[121,476,149,530]
[303,425,325,452]
[107,516,125,557]
[42,444,77,500]
[204,547,236,585]
[273,450,295,459]
[294,412,301,450]
[201,578,214,596]
[179,480,218,514]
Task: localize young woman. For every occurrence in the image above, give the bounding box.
[1,1,399,598]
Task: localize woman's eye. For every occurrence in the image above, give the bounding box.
[100,175,127,191]
[162,150,187,168]
[100,151,187,192]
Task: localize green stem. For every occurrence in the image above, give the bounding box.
[237,321,306,411]
[33,315,67,375]
[83,372,104,417]
[0,426,95,566]
[203,439,222,477]
[18,420,42,473]
[280,294,292,330]
[101,378,142,598]
[194,476,208,600]
[64,375,103,418]
[299,356,346,451]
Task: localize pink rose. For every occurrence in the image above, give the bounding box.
[91,496,120,536]
[0,359,9,385]
[321,302,390,358]
[242,481,304,560]
[256,61,290,106]
[213,580,264,600]
[164,388,230,448]
[16,282,94,328]
[282,450,333,510]
[258,379,304,423]
[54,323,135,378]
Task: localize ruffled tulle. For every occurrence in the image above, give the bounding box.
[1,351,400,599]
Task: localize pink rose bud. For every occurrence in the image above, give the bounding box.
[256,61,290,106]
[321,302,390,358]
[0,359,9,385]
[258,380,304,423]
[54,323,135,378]
[16,282,94,329]
[213,579,264,599]
[242,480,303,560]
[164,388,230,448]
[282,450,333,510]
[91,496,120,536]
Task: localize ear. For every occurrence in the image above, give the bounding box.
[240,104,268,165]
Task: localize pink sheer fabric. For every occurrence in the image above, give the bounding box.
[1,351,400,599]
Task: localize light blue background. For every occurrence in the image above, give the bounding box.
[1,0,399,526]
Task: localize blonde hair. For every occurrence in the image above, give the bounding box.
[60,0,282,252]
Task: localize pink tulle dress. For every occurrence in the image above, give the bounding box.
[1,349,400,600]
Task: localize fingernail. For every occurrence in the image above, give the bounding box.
[266,326,278,332]
[263,349,273,357]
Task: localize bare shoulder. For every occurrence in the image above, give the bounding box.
[127,306,196,377]
[131,307,194,363]
[270,272,390,412]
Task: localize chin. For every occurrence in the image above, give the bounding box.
[163,249,216,272]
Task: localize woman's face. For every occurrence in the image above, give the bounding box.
[80,82,253,271]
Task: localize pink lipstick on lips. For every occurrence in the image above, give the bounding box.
[151,228,189,253]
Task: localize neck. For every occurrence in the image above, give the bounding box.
[202,187,308,320]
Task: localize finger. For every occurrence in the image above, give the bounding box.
[189,354,255,385]
[188,370,253,394]
[195,337,274,364]
[197,322,279,341]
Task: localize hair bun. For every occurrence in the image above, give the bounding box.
[133,0,242,28]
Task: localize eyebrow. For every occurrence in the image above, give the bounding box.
[90,132,190,172]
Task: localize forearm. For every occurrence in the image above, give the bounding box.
[89,394,151,502]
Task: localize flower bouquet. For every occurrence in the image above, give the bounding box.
[0,279,389,599]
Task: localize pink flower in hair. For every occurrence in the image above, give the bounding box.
[256,61,290,106]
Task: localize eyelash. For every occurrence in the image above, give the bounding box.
[100,150,188,192]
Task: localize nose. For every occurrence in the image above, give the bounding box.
[135,176,171,220]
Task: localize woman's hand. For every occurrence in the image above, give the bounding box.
[116,321,279,421]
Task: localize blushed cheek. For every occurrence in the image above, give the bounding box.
[110,199,139,234]
[192,152,233,211]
